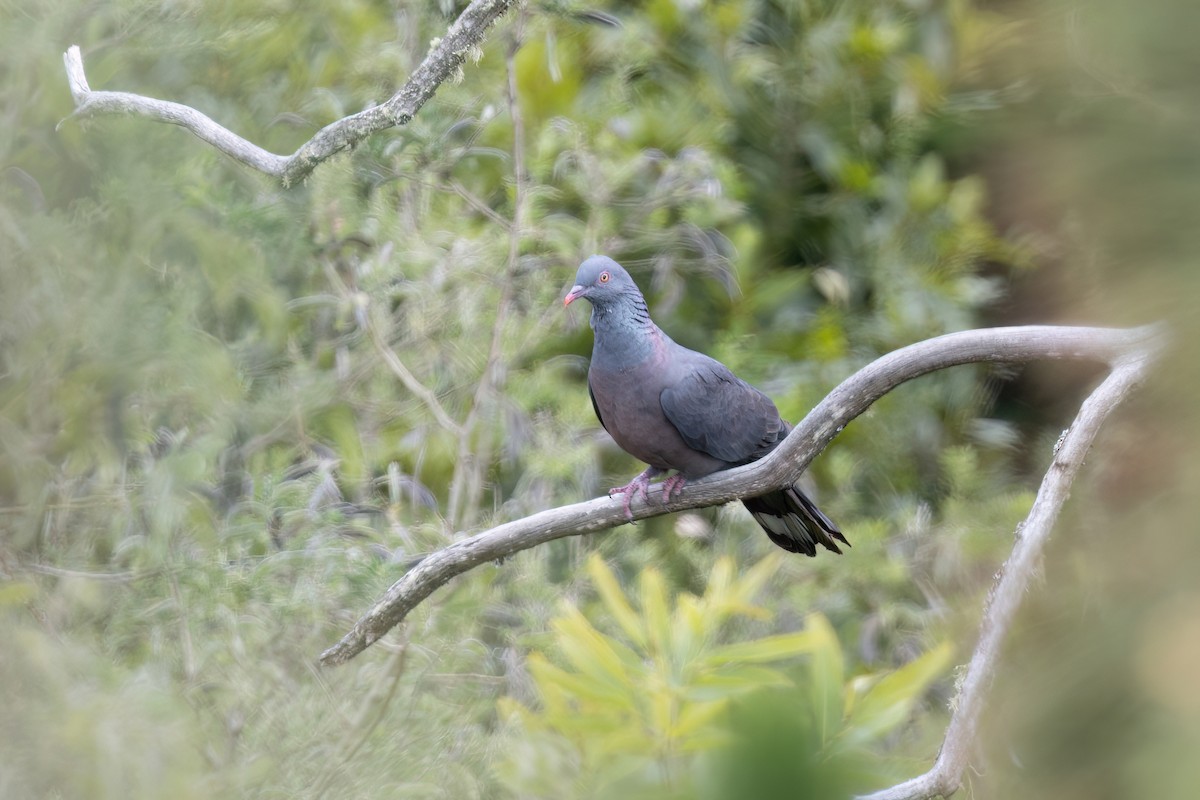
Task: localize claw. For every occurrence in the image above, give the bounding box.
[609,466,664,520]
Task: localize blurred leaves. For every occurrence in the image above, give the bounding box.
[496,554,954,798]
[0,0,1023,561]
[0,0,1067,797]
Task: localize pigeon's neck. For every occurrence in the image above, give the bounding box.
[590,295,661,368]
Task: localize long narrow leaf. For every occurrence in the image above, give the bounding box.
[729,553,783,607]
[806,613,844,747]
[843,642,954,745]
[585,554,647,650]
[551,604,638,690]
[527,653,634,712]
[640,568,672,660]
[704,631,817,666]
[684,665,794,702]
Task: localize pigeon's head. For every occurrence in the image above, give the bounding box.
[563,256,642,309]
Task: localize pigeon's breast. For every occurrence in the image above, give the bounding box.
[588,359,725,478]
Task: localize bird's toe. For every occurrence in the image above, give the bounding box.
[661,474,687,502]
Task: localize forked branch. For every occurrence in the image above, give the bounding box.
[59,0,517,186]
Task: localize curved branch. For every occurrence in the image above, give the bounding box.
[319,324,1163,666]
[859,332,1160,800]
[60,0,517,186]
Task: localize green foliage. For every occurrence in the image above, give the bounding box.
[0,1,1025,560]
[0,0,1071,796]
[496,554,953,798]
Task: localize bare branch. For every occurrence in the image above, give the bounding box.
[60,45,288,175]
[859,335,1160,800]
[60,0,518,186]
[319,324,1163,666]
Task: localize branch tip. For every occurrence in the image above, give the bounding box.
[58,0,518,185]
[63,45,90,100]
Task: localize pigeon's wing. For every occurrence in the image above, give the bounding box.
[659,358,785,465]
[588,379,611,434]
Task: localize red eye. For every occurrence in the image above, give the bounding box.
[599,271,610,283]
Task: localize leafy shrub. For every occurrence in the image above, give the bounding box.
[497,554,952,798]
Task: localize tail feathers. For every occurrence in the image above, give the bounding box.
[742,485,848,557]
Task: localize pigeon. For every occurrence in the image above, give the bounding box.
[564,255,848,556]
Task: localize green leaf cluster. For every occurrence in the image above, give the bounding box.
[497,554,953,798]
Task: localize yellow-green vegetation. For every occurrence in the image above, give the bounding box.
[497,554,952,798]
[1,0,1196,798]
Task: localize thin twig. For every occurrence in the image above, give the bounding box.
[23,563,142,582]
[445,179,513,230]
[169,570,197,682]
[361,306,464,436]
[311,635,411,796]
[316,253,462,435]
[447,16,529,528]
[60,0,518,186]
[319,324,1164,666]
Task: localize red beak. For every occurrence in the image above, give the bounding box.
[563,285,585,307]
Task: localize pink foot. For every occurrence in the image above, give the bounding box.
[661,474,688,502]
[609,467,664,520]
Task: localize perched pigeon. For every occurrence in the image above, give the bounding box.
[564,255,848,556]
